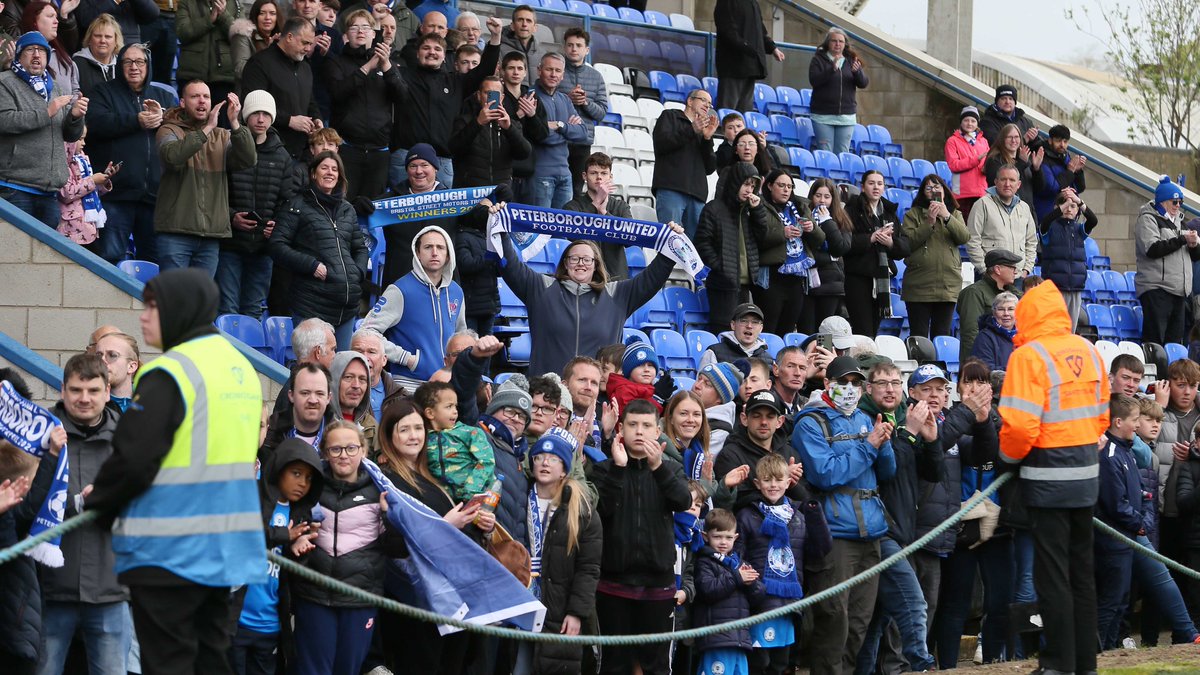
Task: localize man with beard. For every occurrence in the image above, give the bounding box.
[240,18,322,158]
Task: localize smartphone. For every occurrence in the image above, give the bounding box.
[818,333,834,352]
[486,90,501,111]
[1146,383,1156,395]
[373,29,384,47]
[112,161,124,172]
[465,493,489,510]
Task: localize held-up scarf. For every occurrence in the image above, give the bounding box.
[673,512,704,590]
[680,438,705,481]
[0,381,70,567]
[527,487,554,599]
[487,203,709,282]
[776,201,817,283]
[368,185,497,230]
[73,152,107,230]
[12,59,53,102]
[757,499,803,598]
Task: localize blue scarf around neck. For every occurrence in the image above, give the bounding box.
[681,438,705,482]
[12,59,54,102]
[757,498,803,598]
[778,201,817,278]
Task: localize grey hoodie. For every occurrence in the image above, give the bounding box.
[329,350,373,426]
[1134,201,1198,298]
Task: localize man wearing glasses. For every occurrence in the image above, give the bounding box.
[1135,176,1199,345]
[965,164,1037,279]
[94,332,141,413]
[83,43,175,264]
[329,351,377,448]
[956,248,1023,366]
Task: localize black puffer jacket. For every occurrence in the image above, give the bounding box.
[916,404,999,554]
[450,96,532,188]
[291,465,403,607]
[1174,447,1200,550]
[695,162,774,293]
[808,214,853,297]
[321,44,404,149]
[876,418,943,546]
[0,457,55,664]
[845,194,910,279]
[691,545,765,653]
[808,50,869,116]
[454,206,502,318]
[223,128,296,254]
[532,483,603,675]
[268,185,368,327]
[391,43,500,156]
[590,456,691,587]
[714,428,810,510]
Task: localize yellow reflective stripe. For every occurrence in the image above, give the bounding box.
[113,511,262,537]
[999,395,1044,418]
[1043,402,1109,424]
[1019,464,1099,481]
[164,350,210,468]
[153,463,256,485]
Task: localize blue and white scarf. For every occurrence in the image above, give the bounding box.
[0,381,70,567]
[680,438,705,482]
[12,59,53,102]
[717,549,741,573]
[367,185,497,230]
[487,203,709,282]
[73,152,107,230]
[360,457,546,634]
[777,202,817,282]
[757,499,802,598]
[527,487,553,599]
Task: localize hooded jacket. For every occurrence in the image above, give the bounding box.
[73,47,120,97]
[222,127,295,254]
[378,179,455,290]
[695,162,779,294]
[175,0,238,85]
[997,281,1110,508]
[363,225,466,381]
[965,187,1038,276]
[269,185,369,327]
[0,70,85,193]
[500,233,675,378]
[154,104,257,237]
[1039,204,1098,293]
[900,200,971,303]
[85,44,177,205]
[328,351,376,446]
[1134,201,1200,298]
[699,331,769,370]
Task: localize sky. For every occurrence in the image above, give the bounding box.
[856,0,1131,63]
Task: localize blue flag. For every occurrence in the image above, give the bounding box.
[0,381,70,567]
[360,458,546,635]
[367,186,497,230]
[486,202,709,282]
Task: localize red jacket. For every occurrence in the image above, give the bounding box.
[606,373,662,414]
[944,131,991,199]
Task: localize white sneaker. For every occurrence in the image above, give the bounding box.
[974,637,983,664]
[1121,637,1137,649]
[366,667,394,675]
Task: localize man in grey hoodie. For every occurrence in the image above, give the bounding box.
[329,350,376,449]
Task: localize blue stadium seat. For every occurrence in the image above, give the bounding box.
[674,376,697,393]
[1086,270,1108,304]
[643,9,670,25]
[743,111,778,143]
[761,333,785,358]
[933,335,960,376]
[617,7,644,22]
[839,152,866,184]
[648,70,685,103]
[216,314,270,356]
[686,329,718,368]
[686,45,706,73]
[539,0,567,10]
[263,316,294,364]
[813,150,850,182]
[1102,270,1136,305]
[775,85,809,116]
[868,124,903,157]
[793,116,814,150]
[636,40,664,68]
[1167,342,1188,364]
[1133,306,1143,334]
[1111,305,1139,342]
[852,124,875,155]
[625,246,646,273]
[507,333,532,366]
[702,77,719,104]
[544,238,568,261]
[771,114,800,146]
[609,35,635,58]
[651,329,695,376]
[888,157,920,189]
[676,73,702,96]
[879,294,906,337]
[624,327,651,345]
[669,13,695,29]
[566,0,591,13]
[716,108,738,123]
[496,279,530,335]
[1124,270,1136,291]
[910,158,937,182]
[1086,304,1118,342]
[632,293,675,331]
[600,112,623,129]
[753,82,779,115]
[934,161,952,185]
[1084,237,1100,261]
[148,82,179,106]
[862,154,891,185]
[886,188,913,221]
[784,332,809,348]
[788,147,816,176]
[118,259,158,283]
[591,3,618,18]
[660,42,689,71]
[494,372,513,386]
[663,286,706,331]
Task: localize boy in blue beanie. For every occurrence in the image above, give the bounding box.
[605,340,664,413]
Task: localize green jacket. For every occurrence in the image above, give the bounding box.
[955,276,1021,365]
[859,392,907,429]
[153,107,256,237]
[176,0,239,84]
[427,421,496,503]
[900,205,970,303]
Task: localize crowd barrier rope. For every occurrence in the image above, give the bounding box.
[1,472,1191,645]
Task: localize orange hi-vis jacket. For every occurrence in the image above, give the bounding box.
[998,280,1110,508]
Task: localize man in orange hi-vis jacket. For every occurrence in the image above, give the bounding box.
[998,280,1110,675]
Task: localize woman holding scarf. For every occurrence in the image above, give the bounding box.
[662,390,746,511]
[844,170,910,336]
[760,169,825,336]
[900,173,969,340]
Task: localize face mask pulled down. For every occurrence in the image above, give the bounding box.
[827,381,861,415]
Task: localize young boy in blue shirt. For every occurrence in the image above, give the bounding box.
[231,438,324,674]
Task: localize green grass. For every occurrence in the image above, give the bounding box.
[1101,662,1200,675]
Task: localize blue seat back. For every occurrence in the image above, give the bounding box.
[591,3,618,18]
[753,83,777,114]
[788,147,815,171]
[263,316,295,364]
[761,333,785,358]
[911,158,936,181]
[643,9,670,25]
[216,314,267,351]
[1166,342,1188,363]
[118,259,159,283]
[566,0,591,13]
[618,7,644,22]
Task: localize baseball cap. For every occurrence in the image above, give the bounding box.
[825,355,864,381]
[817,315,855,350]
[732,303,765,321]
[909,364,949,387]
[744,389,784,415]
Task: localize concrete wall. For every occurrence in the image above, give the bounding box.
[0,218,282,402]
[0,357,59,408]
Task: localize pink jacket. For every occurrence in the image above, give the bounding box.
[57,143,110,245]
[943,131,990,199]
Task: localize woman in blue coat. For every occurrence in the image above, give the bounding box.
[971,291,1018,371]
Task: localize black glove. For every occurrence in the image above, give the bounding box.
[653,371,676,406]
[351,195,376,217]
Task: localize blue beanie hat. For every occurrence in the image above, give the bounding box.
[698,362,743,405]
[530,427,576,471]
[621,341,658,378]
[15,31,51,56]
[1155,175,1183,209]
[406,143,439,169]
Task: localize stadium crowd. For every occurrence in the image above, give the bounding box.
[1,0,1199,674]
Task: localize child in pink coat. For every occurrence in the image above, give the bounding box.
[58,133,117,245]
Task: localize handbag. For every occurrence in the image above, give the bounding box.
[488,523,532,587]
[956,490,1001,548]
